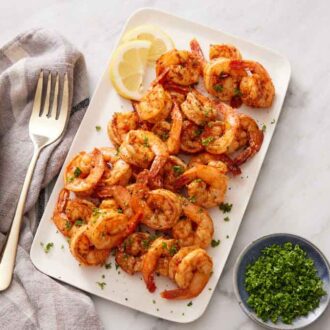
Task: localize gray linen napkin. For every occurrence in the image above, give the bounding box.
[0,29,102,330]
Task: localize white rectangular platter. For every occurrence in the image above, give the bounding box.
[30,8,291,323]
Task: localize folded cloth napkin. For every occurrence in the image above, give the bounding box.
[0,29,102,330]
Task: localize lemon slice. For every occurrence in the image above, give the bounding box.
[122,25,174,63]
[109,40,151,100]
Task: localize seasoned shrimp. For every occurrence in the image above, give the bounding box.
[201,103,240,155]
[161,248,213,299]
[115,232,153,275]
[142,238,178,292]
[161,156,188,191]
[190,39,246,104]
[119,130,169,177]
[228,113,264,165]
[152,103,183,154]
[180,120,204,154]
[209,44,242,60]
[233,60,275,108]
[98,147,132,186]
[52,189,95,237]
[86,207,142,250]
[175,164,228,208]
[181,89,217,126]
[99,198,119,211]
[108,111,139,146]
[134,84,173,123]
[189,152,241,176]
[172,201,214,248]
[70,225,110,266]
[156,49,201,86]
[64,148,105,192]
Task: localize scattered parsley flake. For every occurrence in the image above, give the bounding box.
[173,165,184,175]
[161,132,169,141]
[271,119,276,124]
[74,219,84,226]
[219,202,233,213]
[95,125,101,132]
[187,301,193,307]
[169,245,178,256]
[152,300,156,304]
[125,298,128,301]
[102,274,105,279]
[194,128,203,136]
[226,235,229,239]
[213,84,223,92]
[143,136,149,147]
[115,263,119,270]
[74,167,82,177]
[211,239,220,247]
[262,124,267,132]
[61,244,64,249]
[234,87,242,97]
[105,262,112,269]
[117,208,123,214]
[224,216,230,222]
[188,196,196,203]
[44,242,54,253]
[194,178,203,183]
[96,282,106,290]
[201,136,215,146]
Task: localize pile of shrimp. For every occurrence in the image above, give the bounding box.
[52,40,274,300]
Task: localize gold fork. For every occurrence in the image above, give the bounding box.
[0,71,69,291]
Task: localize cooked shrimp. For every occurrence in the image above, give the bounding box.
[119,130,169,177]
[64,148,105,192]
[172,201,214,248]
[86,207,142,250]
[209,44,242,60]
[175,164,228,208]
[52,188,95,237]
[108,112,139,146]
[233,60,275,108]
[180,120,204,154]
[97,147,132,187]
[228,113,264,165]
[190,39,246,104]
[156,49,201,86]
[134,84,173,123]
[142,238,178,292]
[201,103,240,155]
[161,248,213,299]
[70,225,110,266]
[161,156,188,191]
[115,232,153,275]
[99,198,119,211]
[189,152,241,176]
[181,89,217,126]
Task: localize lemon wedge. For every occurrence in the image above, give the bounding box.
[122,25,174,63]
[109,40,151,100]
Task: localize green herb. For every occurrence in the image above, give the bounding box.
[162,242,168,249]
[102,274,105,279]
[194,178,203,183]
[125,298,128,301]
[143,135,149,147]
[173,165,184,175]
[271,119,276,124]
[152,300,156,304]
[169,245,178,256]
[213,84,223,92]
[67,176,75,183]
[211,239,220,247]
[188,196,196,203]
[161,132,169,141]
[233,87,242,97]
[193,128,203,136]
[105,262,112,269]
[95,125,101,132]
[115,263,119,270]
[96,282,106,290]
[74,219,84,226]
[74,167,82,177]
[44,242,54,253]
[245,242,326,324]
[224,216,230,222]
[219,202,233,213]
[65,221,72,230]
[262,124,267,132]
[142,239,151,249]
[187,301,193,307]
[117,208,123,214]
[201,136,215,146]
[226,235,229,239]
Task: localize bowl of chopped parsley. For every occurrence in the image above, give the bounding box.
[233,233,330,329]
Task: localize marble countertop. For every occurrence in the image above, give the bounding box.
[1,0,330,329]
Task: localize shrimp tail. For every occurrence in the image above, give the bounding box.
[190,39,205,65]
[146,273,156,293]
[152,67,171,86]
[217,154,241,175]
[149,155,168,177]
[161,288,191,300]
[174,173,194,190]
[126,210,143,236]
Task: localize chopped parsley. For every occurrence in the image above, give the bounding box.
[61,244,64,249]
[143,136,149,147]
[74,167,82,177]
[117,208,123,214]
[65,221,72,230]
[188,196,196,203]
[234,87,242,97]
[211,239,220,247]
[95,125,101,132]
[105,262,112,269]
[162,242,168,249]
[161,132,169,141]
[193,128,203,136]
[173,165,184,175]
[43,242,54,253]
[96,282,106,290]
[226,235,229,239]
[213,84,223,92]
[271,119,276,124]
[152,300,156,304]
[224,216,230,222]
[245,242,326,324]
[169,245,178,256]
[194,178,203,183]
[262,124,267,132]
[201,136,215,146]
[115,263,119,270]
[187,301,193,307]
[74,219,84,226]
[219,202,233,213]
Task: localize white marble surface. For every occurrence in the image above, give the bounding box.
[1,0,330,329]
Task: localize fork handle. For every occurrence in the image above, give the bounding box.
[0,147,41,291]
